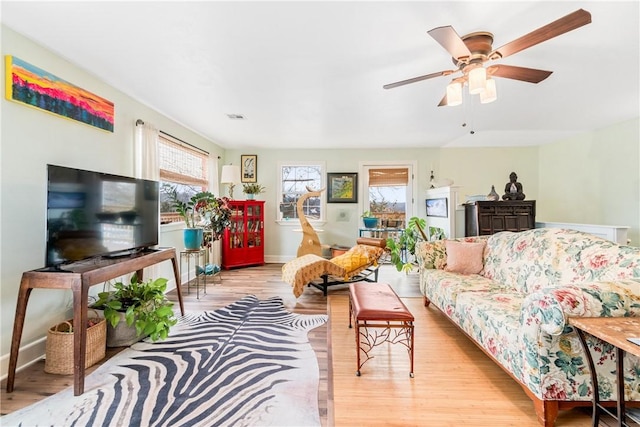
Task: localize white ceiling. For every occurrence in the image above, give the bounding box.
[2,1,638,150]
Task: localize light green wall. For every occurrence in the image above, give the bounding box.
[0,25,224,374]
[2,24,639,378]
[538,118,640,245]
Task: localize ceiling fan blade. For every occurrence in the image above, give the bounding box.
[491,9,592,59]
[383,70,453,90]
[428,26,472,60]
[437,94,447,107]
[488,64,553,83]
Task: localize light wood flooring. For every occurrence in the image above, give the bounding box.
[1,263,636,426]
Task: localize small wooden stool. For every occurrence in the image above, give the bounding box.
[348,282,415,377]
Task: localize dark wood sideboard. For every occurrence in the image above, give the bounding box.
[465,200,536,236]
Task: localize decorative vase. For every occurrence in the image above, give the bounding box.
[487,185,499,201]
[183,228,203,250]
[246,193,255,200]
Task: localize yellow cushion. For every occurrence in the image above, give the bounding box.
[331,252,372,275]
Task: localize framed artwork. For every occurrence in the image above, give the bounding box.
[5,55,114,132]
[241,154,257,183]
[327,172,357,203]
[426,198,448,218]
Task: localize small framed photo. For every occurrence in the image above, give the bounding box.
[426,198,448,218]
[241,154,257,183]
[327,173,358,203]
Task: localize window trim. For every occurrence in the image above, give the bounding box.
[276,160,326,226]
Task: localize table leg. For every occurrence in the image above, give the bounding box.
[73,279,88,396]
[171,255,185,315]
[616,347,625,427]
[576,328,600,427]
[6,277,33,393]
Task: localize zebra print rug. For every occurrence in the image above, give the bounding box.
[3,295,327,426]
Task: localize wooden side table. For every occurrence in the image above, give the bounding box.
[568,317,640,427]
[6,247,184,396]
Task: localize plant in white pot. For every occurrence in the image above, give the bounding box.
[242,183,266,199]
[91,274,177,346]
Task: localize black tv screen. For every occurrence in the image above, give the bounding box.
[46,164,159,268]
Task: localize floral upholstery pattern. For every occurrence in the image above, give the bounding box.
[416,228,640,403]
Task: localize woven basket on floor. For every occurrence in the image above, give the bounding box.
[44,312,106,375]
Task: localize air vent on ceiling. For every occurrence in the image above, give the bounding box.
[226,114,246,120]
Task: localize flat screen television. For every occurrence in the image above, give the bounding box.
[46,164,160,269]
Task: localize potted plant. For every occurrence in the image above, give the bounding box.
[361,211,378,229]
[386,216,428,273]
[242,183,266,199]
[91,274,177,346]
[169,188,231,249]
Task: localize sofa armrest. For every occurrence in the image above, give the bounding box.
[521,279,640,336]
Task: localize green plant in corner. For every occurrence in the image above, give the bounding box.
[92,274,177,342]
[386,216,428,273]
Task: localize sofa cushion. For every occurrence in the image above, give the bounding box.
[420,269,506,318]
[455,291,525,381]
[482,228,640,294]
[444,240,486,274]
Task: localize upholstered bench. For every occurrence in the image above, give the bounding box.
[348,282,415,377]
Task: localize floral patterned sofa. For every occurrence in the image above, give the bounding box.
[416,228,640,426]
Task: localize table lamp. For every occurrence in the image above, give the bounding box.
[220,164,241,199]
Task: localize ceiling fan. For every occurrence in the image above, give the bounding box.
[383,9,592,106]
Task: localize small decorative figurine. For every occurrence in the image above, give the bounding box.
[502,172,525,200]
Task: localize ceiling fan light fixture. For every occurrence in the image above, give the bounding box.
[468,66,487,95]
[446,81,463,106]
[480,78,497,104]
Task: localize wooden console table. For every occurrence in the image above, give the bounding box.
[569,317,640,427]
[6,247,184,396]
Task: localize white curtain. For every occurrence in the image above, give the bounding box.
[134,121,159,180]
[134,120,160,278]
[209,156,222,266]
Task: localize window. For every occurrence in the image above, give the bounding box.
[278,162,325,222]
[158,133,209,224]
[361,163,415,228]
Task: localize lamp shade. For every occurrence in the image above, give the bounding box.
[468,66,487,95]
[220,164,241,184]
[480,78,497,104]
[446,81,462,106]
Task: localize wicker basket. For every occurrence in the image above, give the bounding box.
[44,312,107,375]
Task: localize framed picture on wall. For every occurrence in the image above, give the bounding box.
[426,197,448,218]
[241,154,257,183]
[327,173,357,203]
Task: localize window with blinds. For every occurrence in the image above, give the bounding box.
[159,134,209,224]
[367,167,408,228]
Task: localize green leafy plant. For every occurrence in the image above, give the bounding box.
[386,216,428,273]
[92,274,177,342]
[242,183,266,194]
[168,187,232,240]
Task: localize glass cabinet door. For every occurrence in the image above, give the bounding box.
[229,203,245,248]
[246,203,263,248]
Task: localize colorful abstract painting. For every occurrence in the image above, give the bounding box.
[5,55,114,132]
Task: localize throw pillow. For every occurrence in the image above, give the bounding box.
[444,240,486,275]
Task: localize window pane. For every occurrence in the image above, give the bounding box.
[158,134,209,223]
[279,164,323,220]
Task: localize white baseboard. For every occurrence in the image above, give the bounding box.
[0,337,46,381]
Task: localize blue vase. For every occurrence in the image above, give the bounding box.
[183,228,203,250]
